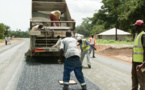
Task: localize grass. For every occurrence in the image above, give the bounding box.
[96,39,133,45]
[0,39,4,42]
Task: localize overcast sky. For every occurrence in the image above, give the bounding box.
[0,0,102,31]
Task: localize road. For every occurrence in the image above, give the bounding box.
[0,38,131,90]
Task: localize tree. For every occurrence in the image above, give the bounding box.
[91,25,105,34]
[76,0,145,39]
[75,18,93,37]
[0,23,6,39]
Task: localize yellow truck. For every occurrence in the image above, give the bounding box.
[25,0,75,57]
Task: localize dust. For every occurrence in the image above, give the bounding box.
[96,45,133,63]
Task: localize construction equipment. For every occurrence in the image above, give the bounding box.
[25,0,75,57]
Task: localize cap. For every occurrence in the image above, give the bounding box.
[134,20,144,26]
[77,37,81,40]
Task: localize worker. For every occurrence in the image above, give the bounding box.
[131,20,145,90]
[77,37,96,68]
[58,31,87,90]
[29,25,43,47]
[5,35,7,45]
[29,25,43,32]
[89,34,96,58]
[52,35,62,48]
[7,35,11,45]
[50,10,63,26]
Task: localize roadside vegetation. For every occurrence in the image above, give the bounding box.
[0,23,29,39]
[96,39,133,45]
[76,0,145,40]
[0,39,3,42]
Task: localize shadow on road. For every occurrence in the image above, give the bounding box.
[25,56,64,65]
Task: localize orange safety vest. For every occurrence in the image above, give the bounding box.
[89,38,96,45]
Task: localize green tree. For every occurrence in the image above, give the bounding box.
[76,18,92,37]
[91,25,105,34]
[0,23,6,39]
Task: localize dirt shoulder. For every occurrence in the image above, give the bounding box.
[0,38,22,47]
[96,45,133,64]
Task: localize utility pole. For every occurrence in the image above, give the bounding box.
[114,0,118,41]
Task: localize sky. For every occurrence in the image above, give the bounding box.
[0,0,102,31]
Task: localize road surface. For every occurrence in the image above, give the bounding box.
[0,38,131,90]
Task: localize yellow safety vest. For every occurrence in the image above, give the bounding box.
[133,31,145,62]
[82,40,90,52]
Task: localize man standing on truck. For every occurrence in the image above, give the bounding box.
[131,20,145,90]
[89,34,96,58]
[50,10,63,26]
[58,31,87,90]
[77,37,96,68]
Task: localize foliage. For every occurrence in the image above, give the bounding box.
[91,25,105,34]
[0,23,6,39]
[75,18,93,37]
[0,23,29,38]
[96,39,133,45]
[76,0,145,40]
[0,39,3,42]
[8,29,29,38]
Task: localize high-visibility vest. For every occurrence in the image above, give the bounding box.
[89,38,96,45]
[133,31,145,62]
[82,40,90,52]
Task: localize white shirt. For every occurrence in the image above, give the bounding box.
[31,25,39,31]
[90,38,94,44]
[8,37,11,41]
[5,37,7,41]
[29,25,40,35]
[60,37,80,58]
[52,38,62,47]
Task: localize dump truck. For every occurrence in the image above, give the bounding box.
[25,0,75,57]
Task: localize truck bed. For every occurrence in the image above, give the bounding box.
[25,0,75,57]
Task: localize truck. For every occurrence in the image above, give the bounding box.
[25,0,75,57]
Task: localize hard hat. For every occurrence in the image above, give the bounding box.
[77,37,81,40]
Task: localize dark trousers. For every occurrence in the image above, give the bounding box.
[63,57,86,87]
[90,44,95,57]
[5,40,7,45]
[132,62,145,90]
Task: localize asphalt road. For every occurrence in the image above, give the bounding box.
[0,38,132,90]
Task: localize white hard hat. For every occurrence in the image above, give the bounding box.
[77,37,81,40]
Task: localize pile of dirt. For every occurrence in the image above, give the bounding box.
[96,45,133,63]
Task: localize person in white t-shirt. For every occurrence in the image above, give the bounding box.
[5,36,8,45]
[58,31,87,90]
[7,36,11,45]
[29,25,43,47]
[52,35,62,48]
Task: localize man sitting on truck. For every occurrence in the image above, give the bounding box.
[50,10,63,27]
[29,25,43,47]
[30,25,43,32]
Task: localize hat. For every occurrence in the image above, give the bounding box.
[134,20,144,26]
[77,37,81,40]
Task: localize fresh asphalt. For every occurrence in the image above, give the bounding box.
[0,38,131,90]
[16,57,101,90]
